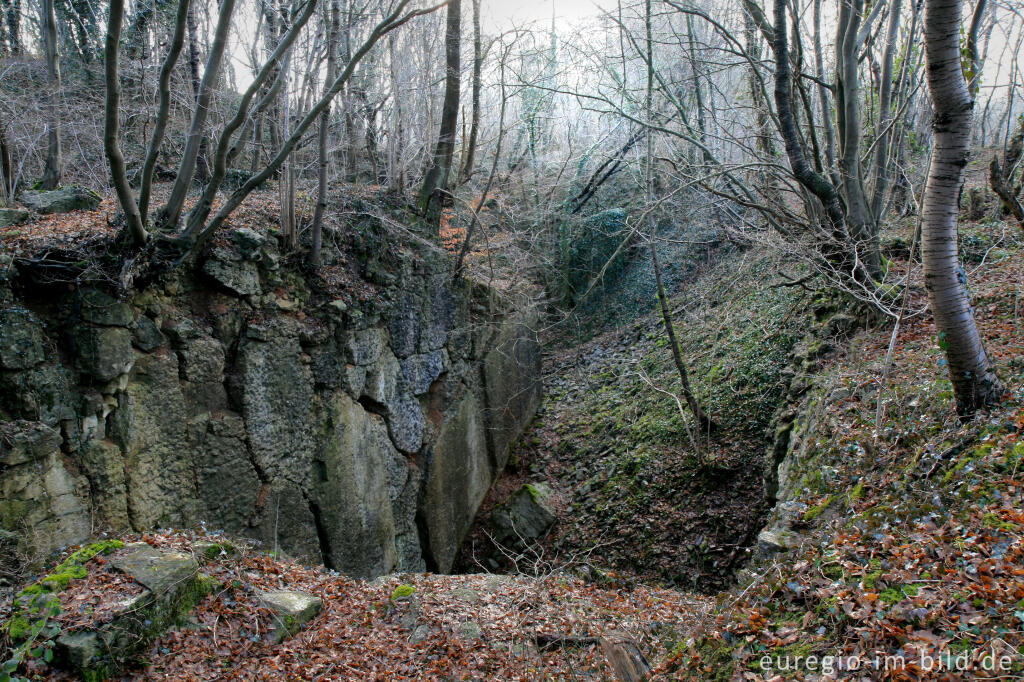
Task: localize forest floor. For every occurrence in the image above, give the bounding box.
[3,183,1024,680]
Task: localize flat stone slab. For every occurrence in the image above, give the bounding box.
[20,185,101,214]
[55,631,101,670]
[756,527,800,555]
[111,544,198,595]
[0,207,29,228]
[259,589,322,642]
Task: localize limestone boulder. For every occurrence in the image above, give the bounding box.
[20,185,101,214]
[0,207,29,228]
[237,322,315,486]
[386,389,425,455]
[401,350,447,396]
[107,350,192,529]
[0,422,89,555]
[77,289,134,327]
[52,544,213,679]
[191,412,260,536]
[757,527,800,555]
[0,361,75,427]
[312,392,399,578]
[482,310,542,470]
[258,589,322,642]
[131,316,165,351]
[111,544,198,595]
[0,420,62,467]
[230,227,266,258]
[491,482,556,548]
[80,439,129,530]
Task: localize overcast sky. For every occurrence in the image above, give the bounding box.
[481,0,613,31]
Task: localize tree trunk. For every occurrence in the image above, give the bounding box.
[458,0,481,183]
[453,38,510,281]
[388,33,404,193]
[869,0,904,224]
[812,0,838,187]
[835,0,879,277]
[650,240,715,435]
[989,115,1024,228]
[921,0,1003,417]
[744,7,774,163]
[39,0,62,190]
[104,0,147,245]
[772,0,856,277]
[139,0,191,223]
[418,0,461,228]
[965,0,988,98]
[159,0,236,230]
[0,111,13,203]
[0,0,9,55]
[601,631,652,682]
[646,0,713,437]
[311,0,340,268]
[185,2,210,182]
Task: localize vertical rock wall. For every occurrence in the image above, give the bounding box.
[0,227,541,578]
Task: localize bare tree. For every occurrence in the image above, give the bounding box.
[643,0,713,435]
[138,0,192,223]
[157,0,239,230]
[1,0,21,55]
[989,114,1024,228]
[458,0,481,183]
[418,0,460,227]
[104,0,147,245]
[310,0,341,268]
[39,0,62,190]
[921,0,1003,416]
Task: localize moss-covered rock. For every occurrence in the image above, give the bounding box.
[20,185,101,214]
[46,543,214,681]
[0,206,30,228]
[490,482,556,549]
[258,589,323,643]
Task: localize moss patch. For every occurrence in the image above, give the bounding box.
[391,584,416,601]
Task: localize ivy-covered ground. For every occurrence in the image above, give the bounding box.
[661,222,1024,679]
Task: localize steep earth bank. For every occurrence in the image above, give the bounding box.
[457,250,864,591]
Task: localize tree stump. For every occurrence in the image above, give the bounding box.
[600,630,652,682]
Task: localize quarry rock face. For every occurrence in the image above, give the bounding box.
[0,228,542,580]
